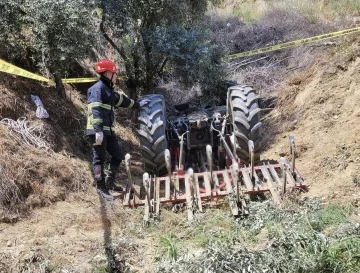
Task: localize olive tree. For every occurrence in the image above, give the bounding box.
[0,0,27,59]
[97,0,226,98]
[25,0,95,97]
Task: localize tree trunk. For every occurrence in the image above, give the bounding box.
[54,74,66,99]
[143,42,153,93]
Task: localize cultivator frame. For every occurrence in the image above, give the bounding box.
[122,134,305,221]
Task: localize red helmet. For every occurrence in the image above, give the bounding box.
[95,59,117,74]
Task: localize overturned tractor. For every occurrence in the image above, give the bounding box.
[123,84,305,221]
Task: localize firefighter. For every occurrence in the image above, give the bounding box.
[86,58,150,201]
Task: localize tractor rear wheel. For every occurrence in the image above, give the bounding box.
[137,94,168,175]
[228,85,262,164]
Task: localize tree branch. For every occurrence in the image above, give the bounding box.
[152,57,168,78]
[99,14,129,63]
[158,58,168,75]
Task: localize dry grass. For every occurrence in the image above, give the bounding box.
[215,0,360,23]
[203,6,336,111]
[151,80,201,105]
[0,73,96,221]
[0,127,92,220]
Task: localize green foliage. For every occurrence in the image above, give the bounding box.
[24,0,95,78]
[92,265,109,273]
[156,199,360,273]
[307,204,350,232]
[315,236,360,273]
[159,233,179,262]
[233,3,259,23]
[0,0,27,59]
[99,0,226,94]
[329,0,360,17]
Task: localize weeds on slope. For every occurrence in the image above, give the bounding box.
[155,198,360,273]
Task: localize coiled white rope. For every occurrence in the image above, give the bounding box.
[0,117,53,153]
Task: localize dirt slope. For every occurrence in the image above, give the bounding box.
[262,37,360,204]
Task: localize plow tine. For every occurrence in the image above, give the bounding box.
[253,169,262,190]
[230,162,248,215]
[280,157,296,189]
[280,157,287,197]
[212,172,221,195]
[143,173,151,223]
[279,157,298,196]
[185,169,194,221]
[174,172,179,199]
[124,153,133,205]
[223,170,239,216]
[203,172,212,197]
[241,168,253,191]
[230,162,240,202]
[241,199,249,215]
[289,134,296,174]
[268,162,281,186]
[165,149,172,200]
[261,165,281,205]
[206,145,213,183]
[165,177,170,200]
[194,174,203,213]
[155,177,160,216]
[248,140,255,182]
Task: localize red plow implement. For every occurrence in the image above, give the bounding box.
[123,135,305,221]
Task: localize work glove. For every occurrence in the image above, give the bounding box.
[95,131,104,145]
[138,99,151,107]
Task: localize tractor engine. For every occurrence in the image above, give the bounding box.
[166,104,228,172]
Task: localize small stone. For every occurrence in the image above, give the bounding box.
[6,241,12,247]
[76,247,85,252]
[333,115,339,120]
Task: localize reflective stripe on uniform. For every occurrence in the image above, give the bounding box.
[92,118,103,124]
[115,92,124,107]
[86,124,111,131]
[128,99,134,108]
[88,102,112,110]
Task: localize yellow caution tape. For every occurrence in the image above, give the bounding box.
[0,59,51,82]
[61,77,98,83]
[62,75,126,83]
[225,26,360,60]
[0,58,128,84]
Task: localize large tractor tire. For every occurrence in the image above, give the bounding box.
[228,85,262,164]
[137,94,168,175]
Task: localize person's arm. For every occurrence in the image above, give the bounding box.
[113,90,136,108]
[114,90,150,108]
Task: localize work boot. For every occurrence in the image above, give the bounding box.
[105,175,123,192]
[97,188,114,201]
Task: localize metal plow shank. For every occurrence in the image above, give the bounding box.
[123,135,306,221]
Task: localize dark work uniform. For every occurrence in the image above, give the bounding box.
[86,75,139,189]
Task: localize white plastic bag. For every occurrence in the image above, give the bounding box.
[31,95,49,119]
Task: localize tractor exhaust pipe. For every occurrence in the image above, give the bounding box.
[179,134,184,170]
